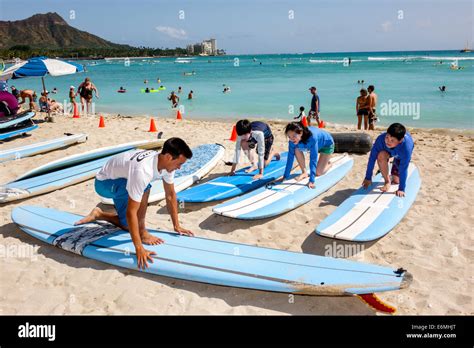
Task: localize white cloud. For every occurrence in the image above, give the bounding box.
[381,21,393,32]
[155,26,188,40]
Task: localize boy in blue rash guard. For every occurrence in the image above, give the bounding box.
[283,122,335,189]
[230,119,281,180]
[362,123,414,197]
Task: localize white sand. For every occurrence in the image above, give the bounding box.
[0,113,472,315]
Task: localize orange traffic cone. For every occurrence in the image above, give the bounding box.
[148,118,157,132]
[318,120,325,128]
[176,110,182,120]
[229,125,237,142]
[98,115,105,128]
[302,116,308,127]
[72,104,80,118]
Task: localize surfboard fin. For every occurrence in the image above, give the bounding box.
[357,293,397,314]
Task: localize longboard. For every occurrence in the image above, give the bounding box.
[213,154,353,220]
[316,163,421,242]
[12,205,412,297]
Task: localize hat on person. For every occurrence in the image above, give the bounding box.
[70,86,75,89]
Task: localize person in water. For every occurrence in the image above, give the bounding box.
[283,121,334,189]
[168,91,179,108]
[362,123,414,198]
[178,86,182,93]
[77,77,99,115]
[75,138,194,270]
[367,85,377,130]
[294,106,306,120]
[188,90,193,100]
[439,86,446,92]
[145,87,150,93]
[230,119,280,180]
[356,88,370,130]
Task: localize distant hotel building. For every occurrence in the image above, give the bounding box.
[186,38,224,56]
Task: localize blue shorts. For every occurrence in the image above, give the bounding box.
[95,178,151,228]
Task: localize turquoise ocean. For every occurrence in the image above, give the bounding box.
[7,50,474,129]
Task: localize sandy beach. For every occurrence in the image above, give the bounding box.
[0,113,472,315]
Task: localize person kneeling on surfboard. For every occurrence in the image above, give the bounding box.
[283,122,335,189]
[75,137,194,270]
[362,122,414,198]
[230,119,280,180]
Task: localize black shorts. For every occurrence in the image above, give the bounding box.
[357,108,369,116]
[263,135,274,161]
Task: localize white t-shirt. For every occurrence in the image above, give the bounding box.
[233,130,266,169]
[96,149,175,202]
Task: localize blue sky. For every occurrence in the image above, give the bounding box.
[1,0,472,54]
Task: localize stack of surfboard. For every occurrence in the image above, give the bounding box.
[0,111,37,141]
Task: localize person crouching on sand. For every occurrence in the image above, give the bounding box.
[283,121,334,189]
[229,119,280,180]
[362,123,414,197]
[75,138,194,270]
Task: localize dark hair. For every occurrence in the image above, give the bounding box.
[236,119,252,136]
[367,85,375,92]
[284,122,312,143]
[299,106,305,111]
[161,137,193,159]
[387,123,406,141]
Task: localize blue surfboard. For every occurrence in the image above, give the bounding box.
[316,163,421,242]
[0,111,35,129]
[12,205,412,296]
[176,152,289,203]
[213,154,353,220]
[0,140,164,203]
[0,123,38,140]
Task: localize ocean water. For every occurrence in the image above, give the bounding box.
[6,50,474,129]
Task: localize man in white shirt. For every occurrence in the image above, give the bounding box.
[75,137,193,270]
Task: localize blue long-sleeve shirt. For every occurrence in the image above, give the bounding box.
[365,131,414,191]
[283,126,334,183]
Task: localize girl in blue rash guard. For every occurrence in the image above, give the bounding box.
[362,122,414,198]
[283,122,335,189]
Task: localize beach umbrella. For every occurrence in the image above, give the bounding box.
[0,56,84,94]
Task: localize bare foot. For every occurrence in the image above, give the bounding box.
[245,165,257,173]
[74,207,102,225]
[380,182,391,192]
[295,172,309,182]
[141,231,164,245]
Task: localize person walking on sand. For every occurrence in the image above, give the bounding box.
[356,89,370,130]
[367,85,377,130]
[77,77,99,115]
[168,91,179,108]
[308,86,320,125]
[362,123,414,198]
[229,119,281,180]
[283,121,334,189]
[75,138,194,270]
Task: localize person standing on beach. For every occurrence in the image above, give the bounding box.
[308,86,320,125]
[362,123,414,198]
[168,91,179,108]
[367,85,377,130]
[283,121,334,189]
[75,138,194,270]
[356,89,370,130]
[77,77,99,115]
[230,119,280,180]
[18,89,37,111]
[69,86,77,113]
[294,106,306,120]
